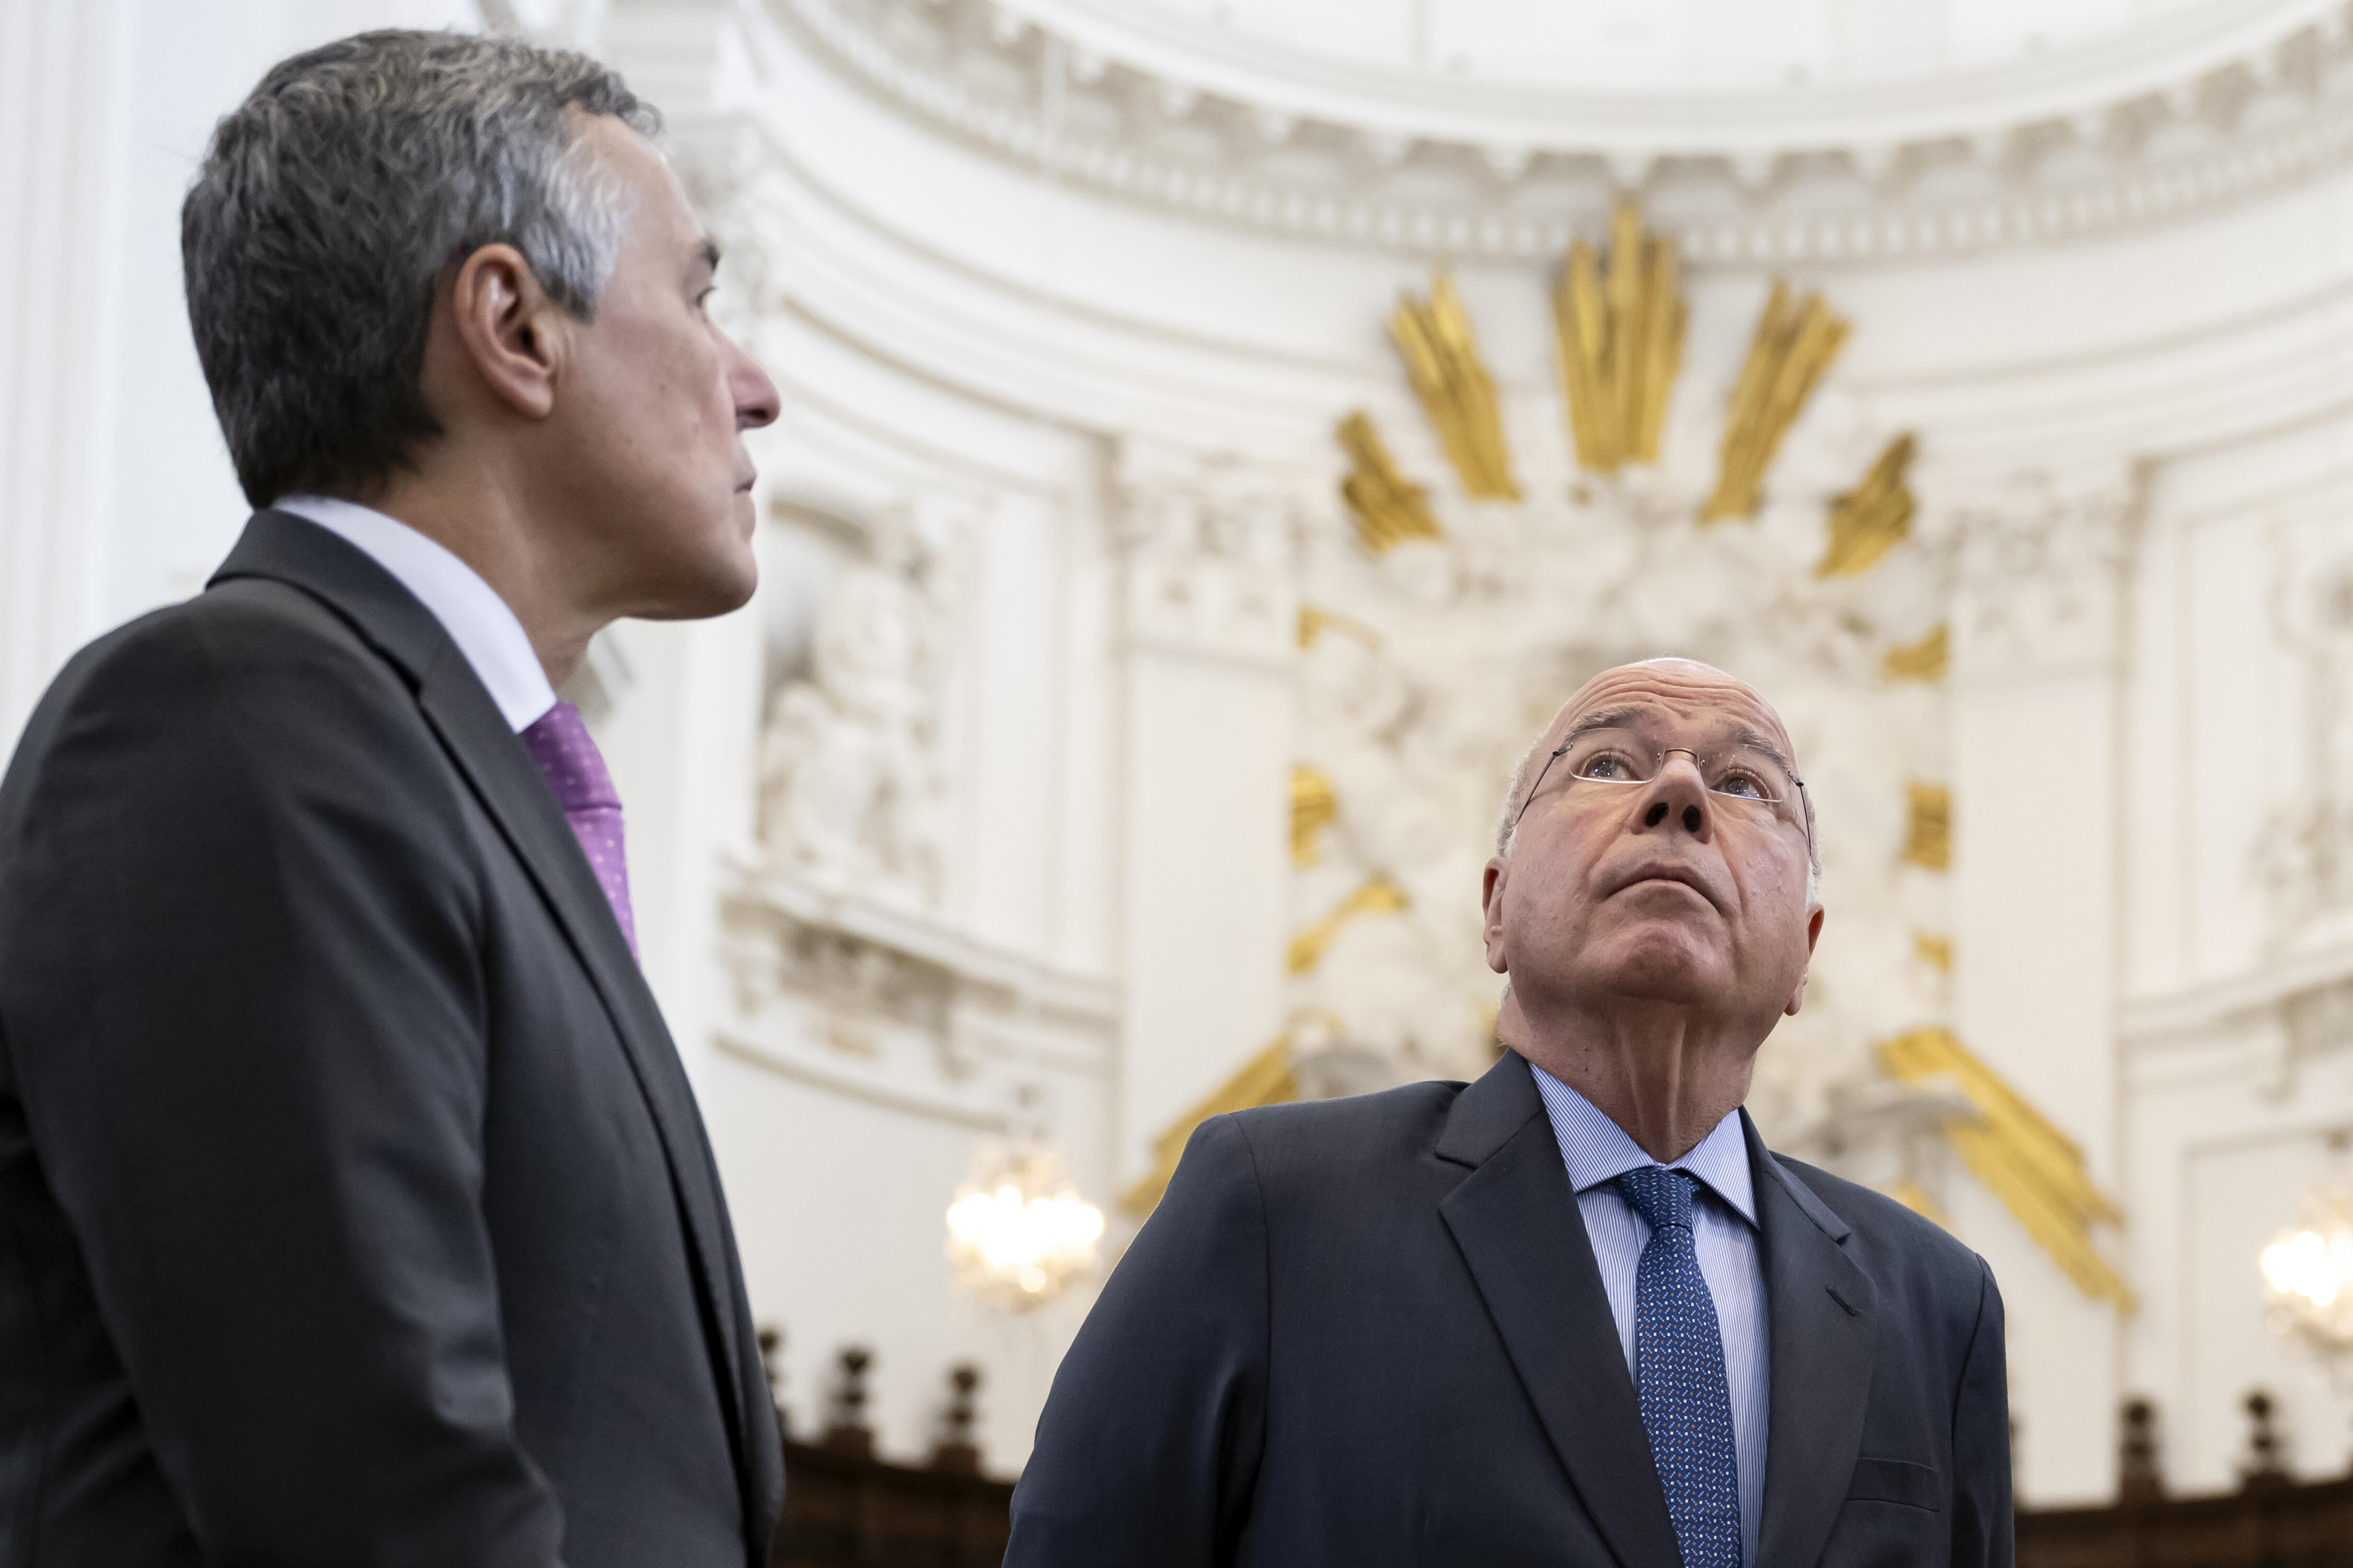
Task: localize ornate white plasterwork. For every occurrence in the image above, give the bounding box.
[2255,527,2353,974]
[1115,439,1306,667]
[716,855,1117,1129]
[757,497,979,909]
[990,0,2340,148]
[1950,470,2143,682]
[772,0,2353,264]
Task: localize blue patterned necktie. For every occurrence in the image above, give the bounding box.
[1618,1166,1743,1568]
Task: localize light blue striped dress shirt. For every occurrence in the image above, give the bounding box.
[1529,1063,1769,1568]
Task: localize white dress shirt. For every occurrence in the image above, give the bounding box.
[1530,1061,1770,1568]
[271,494,556,735]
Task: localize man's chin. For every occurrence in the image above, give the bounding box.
[628,551,758,622]
[1571,927,1724,1002]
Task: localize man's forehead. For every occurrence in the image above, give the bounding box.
[576,109,702,246]
[1550,660,1794,751]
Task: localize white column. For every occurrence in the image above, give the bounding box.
[1112,441,1300,1187]
[1948,468,2139,1504]
[0,0,133,752]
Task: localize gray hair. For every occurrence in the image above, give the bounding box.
[182,30,660,508]
[1494,724,1823,899]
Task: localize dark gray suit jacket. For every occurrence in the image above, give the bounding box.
[0,512,780,1564]
[1007,1050,2011,1568]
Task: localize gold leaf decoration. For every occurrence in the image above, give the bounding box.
[1336,411,1445,553]
[1816,433,1917,578]
[1878,1027,2134,1309]
[1118,1035,1299,1215]
[1298,603,1382,650]
[1702,280,1851,524]
[1901,782,1951,872]
[1291,765,1337,868]
[1389,273,1521,500]
[1287,875,1410,975]
[1913,931,1955,974]
[1883,624,1950,683]
[1888,1178,1948,1227]
[1553,202,1685,472]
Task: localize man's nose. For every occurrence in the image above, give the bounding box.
[1638,752,1713,840]
[729,333,782,431]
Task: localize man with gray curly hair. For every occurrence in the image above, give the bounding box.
[0,29,781,1565]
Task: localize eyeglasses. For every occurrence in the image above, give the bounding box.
[1512,727,1812,861]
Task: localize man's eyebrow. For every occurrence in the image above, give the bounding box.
[1730,724,1801,778]
[1555,706,1651,749]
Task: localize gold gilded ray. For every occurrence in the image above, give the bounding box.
[1901,782,1951,872]
[1913,931,1955,974]
[1291,765,1337,868]
[1553,202,1685,472]
[1298,603,1382,650]
[1884,624,1950,683]
[1287,875,1410,975]
[1878,1028,2135,1309]
[1336,411,1445,553]
[1816,433,1917,578]
[1118,1034,1299,1216]
[1702,281,1850,524]
[1888,1178,1948,1227]
[1389,273,1521,500]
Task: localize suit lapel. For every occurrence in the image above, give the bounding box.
[210,513,761,1498]
[423,664,786,1553]
[1747,1113,1878,1568]
[413,647,754,1428]
[1437,1054,1681,1568]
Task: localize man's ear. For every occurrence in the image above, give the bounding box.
[444,242,563,421]
[1784,904,1826,1016]
[1482,857,1510,976]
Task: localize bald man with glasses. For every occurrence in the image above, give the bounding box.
[1007,658,2011,1568]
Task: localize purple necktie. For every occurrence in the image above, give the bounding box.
[519,700,638,960]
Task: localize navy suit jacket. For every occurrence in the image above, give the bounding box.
[0,513,780,1564]
[1007,1050,2011,1568]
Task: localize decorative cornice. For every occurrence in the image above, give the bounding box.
[989,0,2340,156]
[773,0,2353,264]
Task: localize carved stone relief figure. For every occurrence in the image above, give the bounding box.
[758,499,975,910]
[2257,542,2353,953]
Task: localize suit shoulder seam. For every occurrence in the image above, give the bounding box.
[1216,1112,1276,1362]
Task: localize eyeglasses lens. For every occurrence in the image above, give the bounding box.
[1559,729,1797,809]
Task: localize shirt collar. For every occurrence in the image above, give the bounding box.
[271,494,557,735]
[1528,1059,1757,1227]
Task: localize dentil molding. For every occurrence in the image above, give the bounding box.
[771,0,2353,264]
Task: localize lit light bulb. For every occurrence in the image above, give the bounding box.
[2259,1186,2353,1376]
[944,1147,1106,1313]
